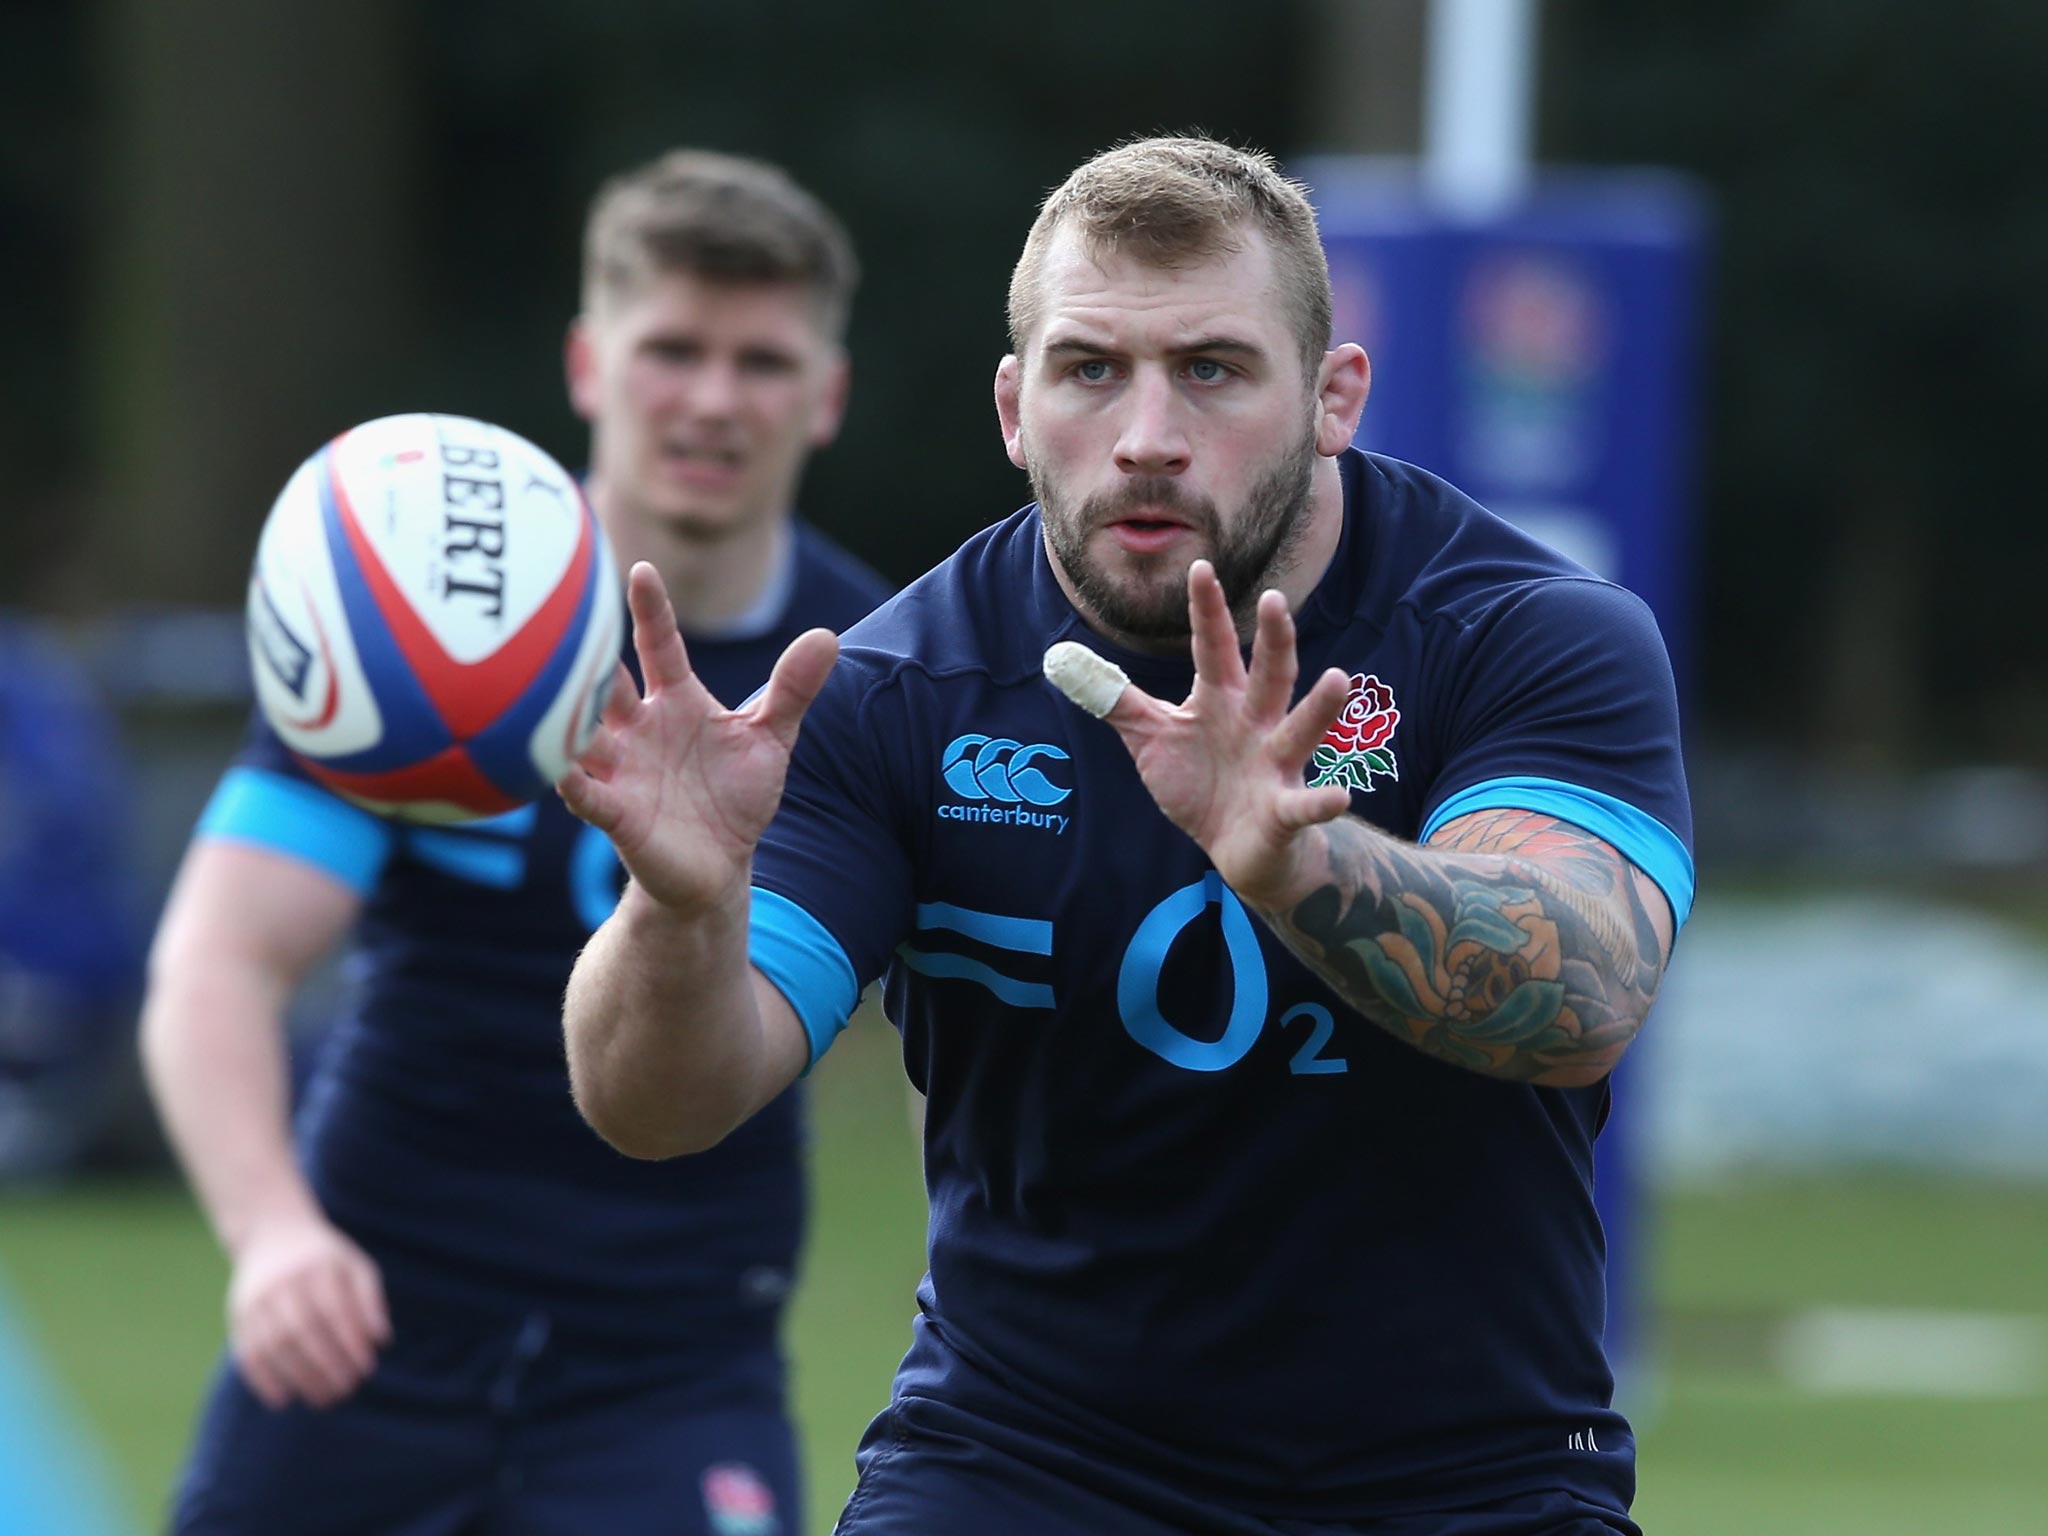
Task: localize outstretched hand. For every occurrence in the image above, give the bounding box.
[557,561,838,917]
[1070,560,1354,912]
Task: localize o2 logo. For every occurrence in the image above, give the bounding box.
[1115,872,1347,1076]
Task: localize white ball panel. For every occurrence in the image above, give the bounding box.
[329,415,587,668]
[527,520,624,783]
[247,456,385,760]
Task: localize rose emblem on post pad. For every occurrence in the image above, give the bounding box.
[1308,674,1400,792]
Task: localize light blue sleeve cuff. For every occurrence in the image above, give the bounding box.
[749,887,861,1071]
[196,766,395,894]
[1420,775,1695,929]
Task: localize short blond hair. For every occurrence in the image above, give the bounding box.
[582,149,859,338]
[1006,136,1332,376]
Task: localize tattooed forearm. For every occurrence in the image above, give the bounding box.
[1260,808,1672,1086]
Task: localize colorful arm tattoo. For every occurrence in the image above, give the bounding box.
[1261,808,1672,1086]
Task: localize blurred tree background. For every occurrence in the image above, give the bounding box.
[2,0,2042,765]
[1544,0,2048,768]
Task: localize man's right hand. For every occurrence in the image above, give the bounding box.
[227,1213,391,1410]
[557,561,839,917]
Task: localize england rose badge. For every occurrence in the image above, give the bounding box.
[1308,674,1400,792]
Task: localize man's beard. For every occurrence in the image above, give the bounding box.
[1033,417,1319,645]
[660,511,742,545]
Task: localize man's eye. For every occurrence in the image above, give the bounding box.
[1074,359,1115,383]
[1187,359,1230,383]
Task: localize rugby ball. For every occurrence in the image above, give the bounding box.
[245,413,622,823]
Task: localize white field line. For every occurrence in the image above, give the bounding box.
[1773,1307,2048,1398]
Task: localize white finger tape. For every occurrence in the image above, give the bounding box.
[1042,641,1129,719]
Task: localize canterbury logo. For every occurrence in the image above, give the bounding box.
[941,734,1072,806]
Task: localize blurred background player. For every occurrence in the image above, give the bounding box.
[141,149,891,1536]
[559,136,1690,1534]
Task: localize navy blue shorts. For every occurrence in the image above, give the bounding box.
[170,1294,799,1536]
[833,1396,1639,1536]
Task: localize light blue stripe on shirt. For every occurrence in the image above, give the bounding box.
[749,888,860,1070]
[914,901,1053,955]
[455,804,539,838]
[197,766,395,894]
[1420,775,1695,929]
[404,829,526,889]
[897,946,1056,1010]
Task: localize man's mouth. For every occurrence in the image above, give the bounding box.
[662,440,744,467]
[659,440,746,488]
[1105,514,1193,554]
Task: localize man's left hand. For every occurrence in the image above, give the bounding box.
[1075,559,1355,912]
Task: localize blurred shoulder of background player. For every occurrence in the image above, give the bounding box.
[141,147,888,1536]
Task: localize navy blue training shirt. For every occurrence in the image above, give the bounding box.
[749,451,1693,1518]
[200,523,890,1353]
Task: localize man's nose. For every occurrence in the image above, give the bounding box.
[680,357,742,419]
[1112,367,1190,476]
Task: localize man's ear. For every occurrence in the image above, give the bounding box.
[809,348,851,449]
[995,354,1027,470]
[1314,343,1371,456]
[565,316,600,423]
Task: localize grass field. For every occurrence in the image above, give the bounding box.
[3,1013,2045,1534]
